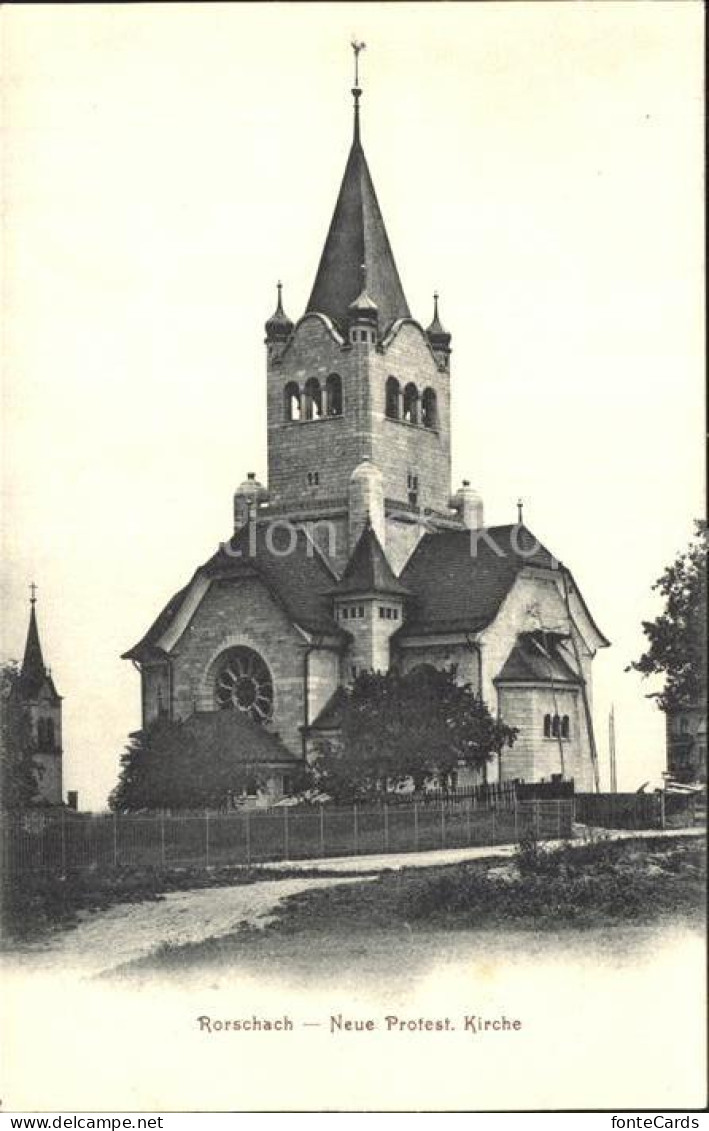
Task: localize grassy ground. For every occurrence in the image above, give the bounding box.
[0,861,378,944]
[116,834,706,978]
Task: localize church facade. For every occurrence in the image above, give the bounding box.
[124,72,608,798]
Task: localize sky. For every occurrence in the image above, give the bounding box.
[1,2,704,810]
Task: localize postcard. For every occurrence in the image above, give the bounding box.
[1,2,705,1114]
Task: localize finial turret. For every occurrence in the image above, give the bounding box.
[348,261,379,327]
[517,498,524,525]
[426,291,452,363]
[265,279,294,344]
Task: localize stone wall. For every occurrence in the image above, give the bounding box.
[496,684,591,788]
[164,575,339,757]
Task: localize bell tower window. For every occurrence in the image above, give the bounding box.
[403,383,419,424]
[303,378,323,420]
[325,373,343,416]
[422,388,438,429]
[386,376,401,420]
[285,382,301,421]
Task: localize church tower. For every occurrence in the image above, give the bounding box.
[264,61,455,572]
[17,586,63,805]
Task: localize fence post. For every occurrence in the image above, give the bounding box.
[60,807,67,878]
[383,803,389,852]
[283,804,289,860]
[556,799,562,839]
[513,794,519,842]
[465,800,471,845]
[245,809,251,866]
[113,813,118,867]
[205,809,210,866]
[320,804,325,857]
[414,801,419,851]
[659,791,666,830]
[353,803,358,856]
[160,812,166,867]
[491,806,496,846]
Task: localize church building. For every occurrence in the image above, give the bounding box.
[16,588,63,805]
[123,60,608,798]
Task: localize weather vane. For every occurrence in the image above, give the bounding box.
[30,581,38,606]
[351,39,366,87]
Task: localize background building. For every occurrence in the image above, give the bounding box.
[17,589,63,805]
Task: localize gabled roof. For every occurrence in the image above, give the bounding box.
[183,710,300,765]
[397,524,561,638]
[123,523,343,662]
[495,632,581,686]
[331,521,409,598]
[306,122,410,335]
[19,602,60,700]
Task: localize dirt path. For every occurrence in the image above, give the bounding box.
[10,875,365,977]
[7,826,703,978]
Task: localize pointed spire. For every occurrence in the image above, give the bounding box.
[426,292,452,356]
[306,46,410,334]
[20,585,47,697]
[265,280,294,343]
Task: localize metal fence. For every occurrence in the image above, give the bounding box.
[575,791,701,831]
[0,798,573,876]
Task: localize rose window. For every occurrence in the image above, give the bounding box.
[214,647,274,724]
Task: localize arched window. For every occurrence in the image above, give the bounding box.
[214,647,274,724]
[551,714,561,738]
[284,382,300,422]
[38,718,55,747]
[403,383,419,424]
[385,376,401,420]
[303,377,323,421]
[421,387,438,429]
[561,715,570,740]
[325,373,342,417]
[543,714,552,738]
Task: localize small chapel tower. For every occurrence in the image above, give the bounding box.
[18,586,63,805]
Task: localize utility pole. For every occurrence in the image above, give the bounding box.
[609,704,618,793]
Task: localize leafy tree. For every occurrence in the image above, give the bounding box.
[109,718,265,811]
[311,666,517,803]
[0,661,41,810]
[628,520,707,712]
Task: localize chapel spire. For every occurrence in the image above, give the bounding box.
[20,584,49,697]
[305,43,410,335]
